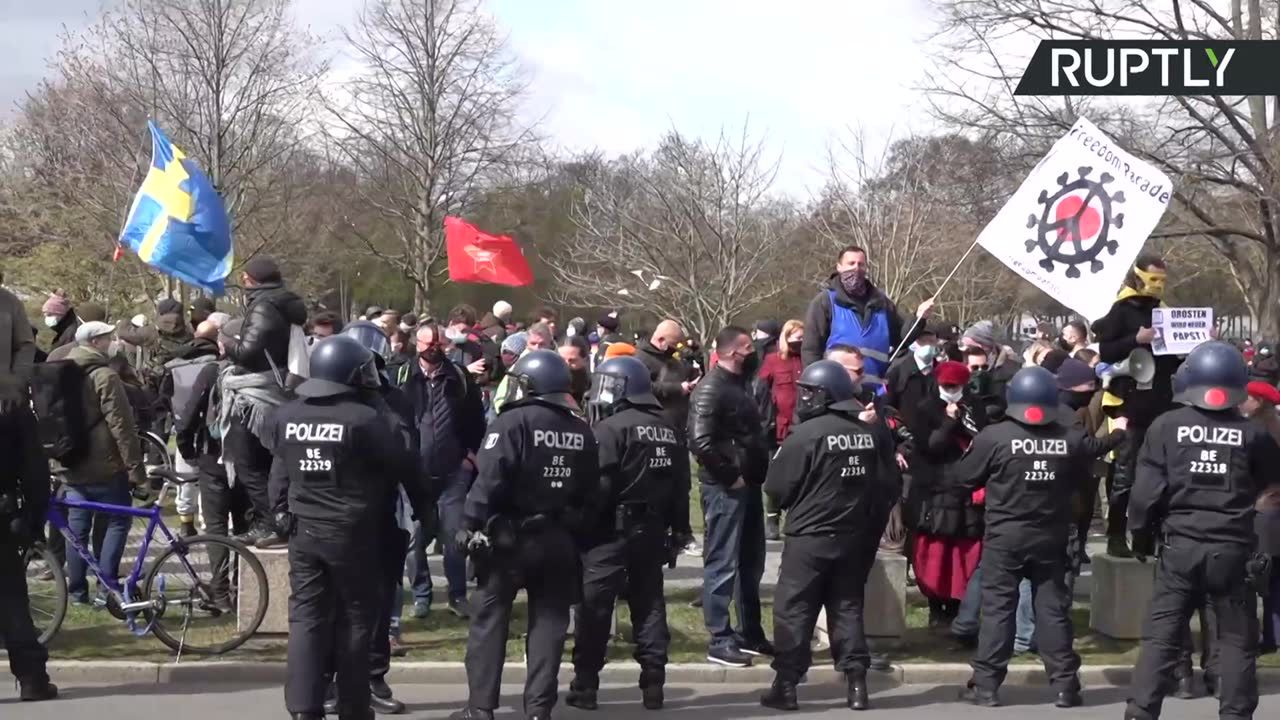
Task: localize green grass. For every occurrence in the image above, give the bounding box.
[41,586,1280,667]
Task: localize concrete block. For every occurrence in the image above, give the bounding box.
[240,547,289,635]
[815,551,907,644]
[159,661,288,684]
[1089,553,1156,640]
[47,660,159,685]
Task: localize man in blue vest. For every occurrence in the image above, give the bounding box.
[801,246,933,383]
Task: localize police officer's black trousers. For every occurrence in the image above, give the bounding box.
[0,542,49,683]
[285,521,380,718]
[572,528,669,689]
[971,546,1080,693]
[770,533,874,683]
[466,525,576,715]
[1127,539,1258,720]
[369,527,410,681]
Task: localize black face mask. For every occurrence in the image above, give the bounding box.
[1060,389,1093,411]
[967,368,992,397]
[787,341,802,354]
[419,347,445,365]
[740,351,761,378]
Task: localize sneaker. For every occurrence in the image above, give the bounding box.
[959,683,999,707]
[682,539,702,557]
[412,600,431,619]
[1055,689,1083,708]
[233,523,274,545]
[180,521,198,538]
[706,646,753,667]
[739,638,775,657]
[869,652,892,671]
[1107,535,1134,559]
[255,532,288,549]
[448,597,470,619]
[765,514,781,541]
[566,684,598,711]
[759,680,797,711]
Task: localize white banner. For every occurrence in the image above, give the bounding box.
[976,117,1174,321]
[1151,307,1213,356]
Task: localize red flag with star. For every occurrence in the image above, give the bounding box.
[444,217,533,286]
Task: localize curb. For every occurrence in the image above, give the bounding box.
[46,660,1280,687]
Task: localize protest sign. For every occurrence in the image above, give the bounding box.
[1150,307,1213,356]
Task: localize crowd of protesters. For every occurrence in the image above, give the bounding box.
[1,243,1278,711]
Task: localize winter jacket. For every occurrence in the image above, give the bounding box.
[403,359,486,481]
[883,355,936,437]
[174,360,226,477]
[687,365,769,486]
[226,283,308,374]
[801,274,915,369]
[637,339,693,436]
[49,312,81,352]
[158,337,220,407]
[911,391,988,538]
[479,313,507,343]
[756,351,802,444]
[1091,294,1181,426]
[0,287,36,378]
[51,346,146,487]
[447,334,502,388]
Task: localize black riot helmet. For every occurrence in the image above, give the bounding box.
[298,335,381,398]
[795,359,858,422]
[340,319,391,359]
[1006,366,1061,426]
[1175,340,1247,411]
[500,349,576,412]
[587,356,659,424]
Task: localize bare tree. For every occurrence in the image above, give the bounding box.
[549,128,796,343]
[329,0,538,312]
[929,0,1280,335]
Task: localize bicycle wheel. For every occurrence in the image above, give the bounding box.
[142,534,269,655]
[22,543,68,645]
[140,431,172,474]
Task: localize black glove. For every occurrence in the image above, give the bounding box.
[667,530,692,569]
[273,511,295,537]
[1247,553,1272,597]
[1131,530,1155,563]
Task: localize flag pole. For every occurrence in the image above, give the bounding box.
[105,123,152,320]
[885,236,983,367]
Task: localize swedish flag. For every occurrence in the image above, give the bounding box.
[119,121,233,294]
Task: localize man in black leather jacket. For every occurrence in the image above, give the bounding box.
[688,326,771,667]
[227,256,309,377]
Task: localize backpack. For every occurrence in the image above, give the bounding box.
[29,359,104,465]
[164,355,218,428]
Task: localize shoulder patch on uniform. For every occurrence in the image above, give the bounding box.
[484,432,499,450]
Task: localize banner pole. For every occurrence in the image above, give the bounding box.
[885,236,983,367]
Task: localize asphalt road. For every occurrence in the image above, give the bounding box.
[4,681,1276,720]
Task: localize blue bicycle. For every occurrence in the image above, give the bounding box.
[24,468,269,655]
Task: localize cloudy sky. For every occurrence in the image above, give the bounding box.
[0,0,940,195]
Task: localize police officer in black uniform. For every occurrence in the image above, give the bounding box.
[566,357,692,712]
[759,360,899,712]
[452,349,600,720]
[268,335,421,720]
[0,375,58,702]
[953,366,1127,708]
[316,320,429,716]
[1125,341,1274,720]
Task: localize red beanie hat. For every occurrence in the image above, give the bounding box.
[1246,381,1280,405]
[935,360,972,387]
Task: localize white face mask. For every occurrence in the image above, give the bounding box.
[44,315,59,328]
[939,388,964,403]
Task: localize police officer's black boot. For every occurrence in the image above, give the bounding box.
[449,707,495,720]
[639,668,664,710]
[290,714,322,720]
[759,679,798,711]
[369,677,405,714]
[959,680,999,707]
[1054,687,1083,708]
[1122,703,1154,720]
[846,671,869,711]
[565,679,598,711]
[18,678,58,702]
[1204,671,1219,699]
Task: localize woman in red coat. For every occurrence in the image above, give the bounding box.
[910,360,988,628]
[757,319,804,540]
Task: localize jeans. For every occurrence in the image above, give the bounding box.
[65,475,133,602]
[408,468,472,605]
[700,481,766,651]
[952,567,1036,652]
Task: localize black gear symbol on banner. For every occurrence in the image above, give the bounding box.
[1024,166,1124,278]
